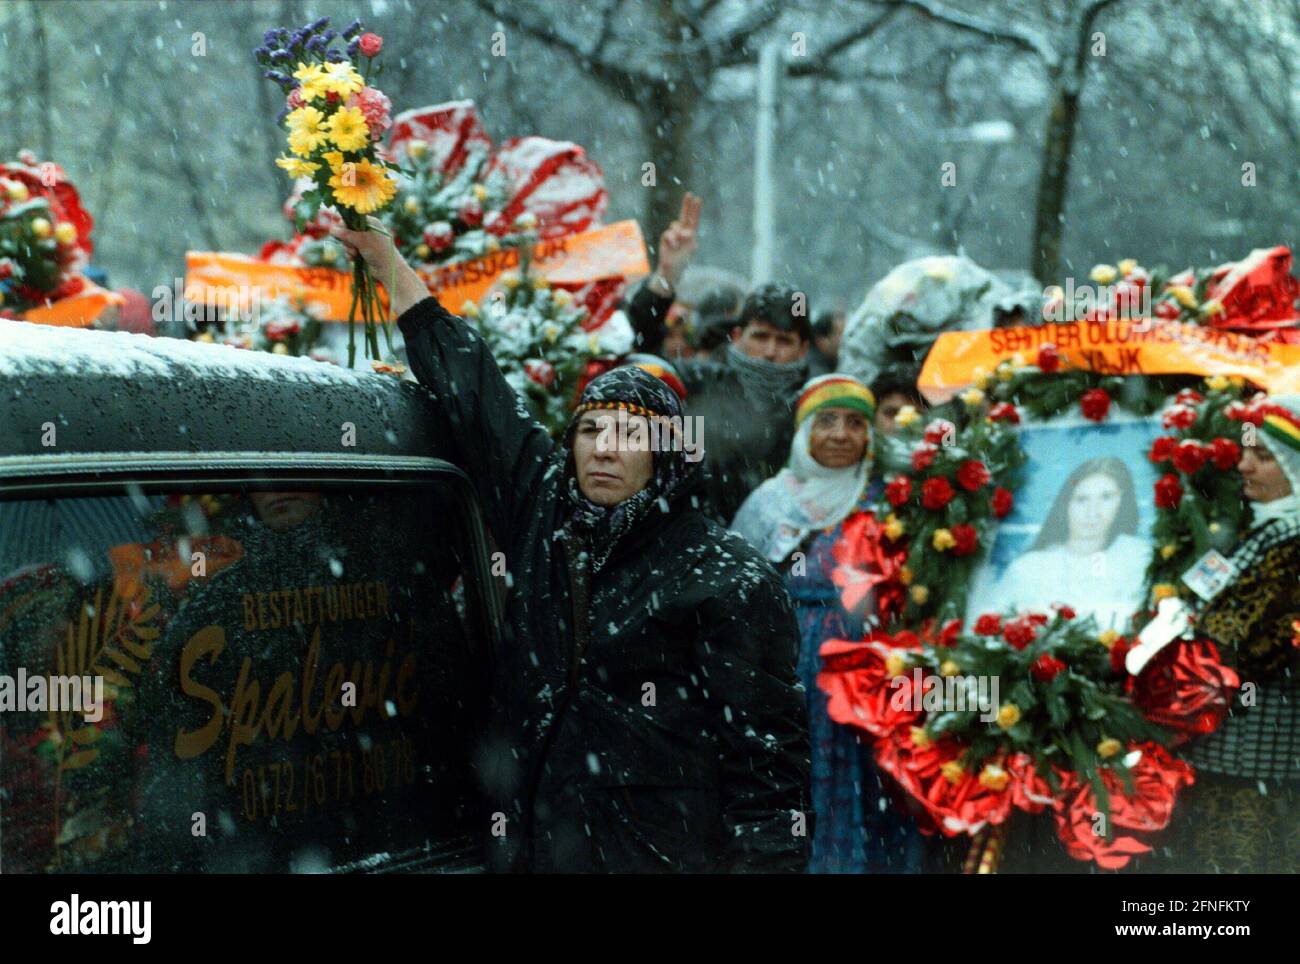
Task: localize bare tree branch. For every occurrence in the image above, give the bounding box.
[471,0,651,99]
[877,0,1057,65]
[785,7,901,77]
[712,0,784,67]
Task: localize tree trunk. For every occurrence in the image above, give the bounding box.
[1030,80,1079,284]
[31,1,53,160]
[638,82,695,260]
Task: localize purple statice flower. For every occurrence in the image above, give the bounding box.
[253,45,270,60]
[322,29,336,43]
[343,18,363,39]
[324,48,347,62]
[310,16,329,31]
[346,38,360,58]
[262,28,280,46]
[276,104,291,124]
[306,35,326,53]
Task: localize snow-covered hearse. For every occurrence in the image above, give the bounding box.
[0,320,500,873]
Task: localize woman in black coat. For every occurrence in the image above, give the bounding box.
[334,221,811,873]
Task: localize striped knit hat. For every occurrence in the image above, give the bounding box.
[794,374,876,427]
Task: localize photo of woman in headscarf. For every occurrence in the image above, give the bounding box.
[985,456,1148,630]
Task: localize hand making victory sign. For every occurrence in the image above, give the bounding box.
[652,192,702,292]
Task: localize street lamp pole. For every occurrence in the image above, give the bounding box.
[751,40,780,286]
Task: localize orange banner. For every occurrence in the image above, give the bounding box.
[184,220,649,321]
[19,282,124,328]
[919,319,1300,403]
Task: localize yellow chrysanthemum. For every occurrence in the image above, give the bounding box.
[883,514,905,541]
[940,760,966,784]
[322,150,346,171]
[292,62,331,101]
[885,652,908,678]
[939,660,961,677]
[1168,285,1198,309]
[1097,629,1120,650]
[1205,374,1229,392]
[1117,258,1138,276]
[932,528,956,552]
[996,703,1021,730]
[960,387,985,407]
[978,765,1010,791]
[275,155,320,178]
[325,107,370,152]
[910,585,929,605]
[910,726,930,749]
[286,106,328,156]
[1097,738,1122,759]
[895,405,920,428]
[1160,543,1177,560]
[1152,583,1179,601]
[321,61,364,97]
[328,158,396,215]
[1090,264,1118,284]
[898,566,913,586]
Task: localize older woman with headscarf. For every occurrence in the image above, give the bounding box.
[332,219,810,874]
[1165,394,1300,872]
[733,374,925,873]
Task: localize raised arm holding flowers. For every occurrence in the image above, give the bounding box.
[254,17,399,368]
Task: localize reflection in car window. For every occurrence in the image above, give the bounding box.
[0,486,486,873]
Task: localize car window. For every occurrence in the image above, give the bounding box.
[0,483,489,873]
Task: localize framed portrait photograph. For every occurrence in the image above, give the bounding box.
[966,412,1164,632]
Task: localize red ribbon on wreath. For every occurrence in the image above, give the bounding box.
[828,510,908,620]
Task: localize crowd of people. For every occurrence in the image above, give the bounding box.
[331,185,1300,874]
[43,184,1293,874]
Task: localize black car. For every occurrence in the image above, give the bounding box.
[0,320,501,873]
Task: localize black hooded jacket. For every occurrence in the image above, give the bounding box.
[398,297,810,873]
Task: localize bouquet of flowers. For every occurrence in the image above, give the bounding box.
[254,17,398,367]
[0,152,93,315]
[817,609,1215,869]
[1063,250,1300,341]
[462,240,632,435]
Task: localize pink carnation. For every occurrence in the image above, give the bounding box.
[346,86,392,140]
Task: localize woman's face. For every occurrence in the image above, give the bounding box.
[1238,444,1293,502]
[1067,472,1122,544]
[808,407,870,469]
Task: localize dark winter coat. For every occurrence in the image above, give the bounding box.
[627,284,800,525]
[399,297,811,873]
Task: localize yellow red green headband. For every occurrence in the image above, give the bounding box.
[795,377,876,427]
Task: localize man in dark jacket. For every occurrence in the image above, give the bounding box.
[626,194,811,525]
[334,221,811,874]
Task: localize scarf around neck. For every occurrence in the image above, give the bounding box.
[726,342,809,407]
[731,417,871,562]
[560,366,701,574]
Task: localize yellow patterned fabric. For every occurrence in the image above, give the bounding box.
[1199,538,1300,679]
[1160,778,1300,873]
